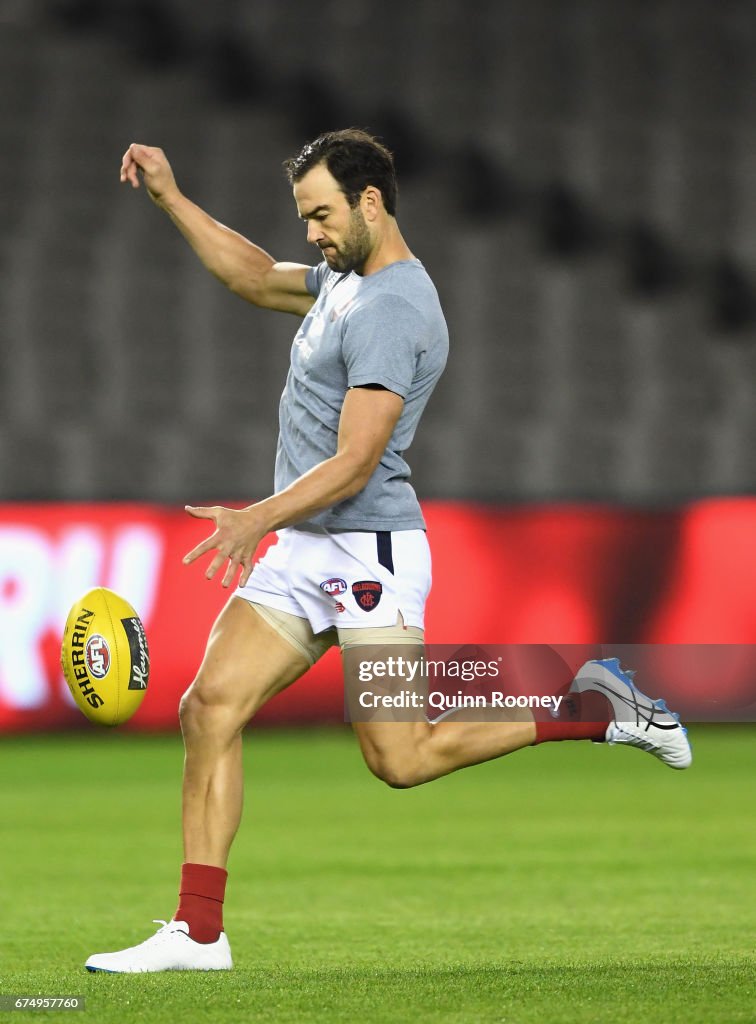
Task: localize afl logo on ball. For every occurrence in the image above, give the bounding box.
[85,634,111,678]
[352,580,382,611]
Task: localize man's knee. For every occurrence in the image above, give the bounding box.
[365,750,424,790]
[179,671,250,740]
[179,680,216,736]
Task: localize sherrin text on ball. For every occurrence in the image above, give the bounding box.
[60,587,150,726]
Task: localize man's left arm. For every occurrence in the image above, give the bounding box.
[183,386,403,588]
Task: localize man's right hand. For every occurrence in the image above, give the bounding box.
[117,142,313,315]
[120,143,179,206]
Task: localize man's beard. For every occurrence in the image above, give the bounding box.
[323,207,372,274]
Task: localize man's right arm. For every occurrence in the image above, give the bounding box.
[120,143,314,317]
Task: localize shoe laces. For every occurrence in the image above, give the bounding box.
[611,722,661,752]
[148,920,188,943]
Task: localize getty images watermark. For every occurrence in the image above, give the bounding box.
[342,644,756,723]
[354,653,564,716]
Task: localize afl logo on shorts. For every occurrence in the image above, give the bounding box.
[85,634,111,679]
[352,580,382,611]
[320,578,347,595]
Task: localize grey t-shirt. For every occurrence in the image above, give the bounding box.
[274,258,448,531]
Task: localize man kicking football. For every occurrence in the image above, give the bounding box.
[85,129,691,973]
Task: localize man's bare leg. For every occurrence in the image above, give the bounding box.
[341,628,537,789]
[179,597,311,868]
[352,711,536,789]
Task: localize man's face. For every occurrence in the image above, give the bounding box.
[294,163,372,274]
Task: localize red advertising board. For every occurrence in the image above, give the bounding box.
[1,499,755,731]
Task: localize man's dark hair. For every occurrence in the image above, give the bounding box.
[283,128,398,216]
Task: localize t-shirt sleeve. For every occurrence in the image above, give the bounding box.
[305,261,330,298]
[342,294,425,399]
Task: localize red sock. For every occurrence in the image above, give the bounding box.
[175,863,228,944]
[533,692,611,744]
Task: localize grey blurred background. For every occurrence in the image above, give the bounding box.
[1,0,754,504]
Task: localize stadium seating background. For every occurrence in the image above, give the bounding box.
[2,0,755,503]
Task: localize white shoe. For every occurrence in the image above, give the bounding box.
[570,658,692,770]
[85,920,233,973]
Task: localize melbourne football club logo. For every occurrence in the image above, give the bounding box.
[320,578,347,596]
[352,580,383,611]
[85,634,111,679]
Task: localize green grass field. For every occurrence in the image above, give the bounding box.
[1,726,754,1023]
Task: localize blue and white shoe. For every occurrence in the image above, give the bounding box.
[570,658,692,770]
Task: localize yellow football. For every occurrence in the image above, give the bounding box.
[60,588,150,726]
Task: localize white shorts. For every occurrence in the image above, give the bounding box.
[235,527,431,634]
